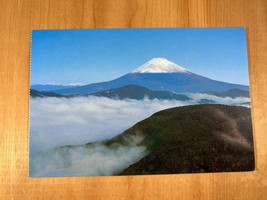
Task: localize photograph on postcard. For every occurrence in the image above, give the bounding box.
[29,28,254,177]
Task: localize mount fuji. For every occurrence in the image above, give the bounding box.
[52,58,249,95]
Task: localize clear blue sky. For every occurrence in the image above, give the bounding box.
[31,28,250,85]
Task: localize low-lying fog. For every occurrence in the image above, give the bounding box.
[29,95,250,176]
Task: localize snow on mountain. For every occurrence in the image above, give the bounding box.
[67,83,85,86]
[52,57,249,95]
[131,58,189,74]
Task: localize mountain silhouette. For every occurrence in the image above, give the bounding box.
[202,88,250,98]
[91,84,191,101]
[31,84,78,91]
[30,89,67,98]
[52,58,249,95]
[113,104,254,175]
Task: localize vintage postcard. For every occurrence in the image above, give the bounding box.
[29,28,254,177]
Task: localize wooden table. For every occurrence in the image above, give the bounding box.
[0,0,266,199]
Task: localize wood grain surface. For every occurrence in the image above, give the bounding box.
[0,0,266,199]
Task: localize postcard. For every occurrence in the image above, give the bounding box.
[29,28,254,177]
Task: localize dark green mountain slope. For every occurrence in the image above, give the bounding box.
[30,89,67,98]
[111,104,254,175]
[91,84,191,100]
[30,89,78,98]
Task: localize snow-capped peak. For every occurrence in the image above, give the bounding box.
[131,58,189,74]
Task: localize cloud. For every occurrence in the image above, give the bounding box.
[30,135,147,177]
[186,93,250,107]
[29,96,191,153]
[66,83,85,86]
[30,95,250,153]
[29,95,251,176]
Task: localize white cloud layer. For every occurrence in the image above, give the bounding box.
[30,135,147,177]
[29,95,250,176]
[187,93,250,107]
[30,96,192,153]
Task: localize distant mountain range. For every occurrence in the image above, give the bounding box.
[202,88,250,98]
[30,89,68,98]
[30,85,191,101]
[31,58,250,101]
[31,84,78,91]
[91,85,191,101]
[44,58,249,95]
[30,85,250,103]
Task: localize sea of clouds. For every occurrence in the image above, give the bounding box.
[29,95,250,176]
[29,96,195,153]
[186,93,250,106]
[30,135,147,177]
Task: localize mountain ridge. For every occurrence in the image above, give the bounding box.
[52,72,248,95]
[31,84,80,91]
[91,84,191,101]
[34,58,249,95]
[202,88,250,98]
[30,89,68,98]
[113,104,254,174]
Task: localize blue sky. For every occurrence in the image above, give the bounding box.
[31,28,250,85]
